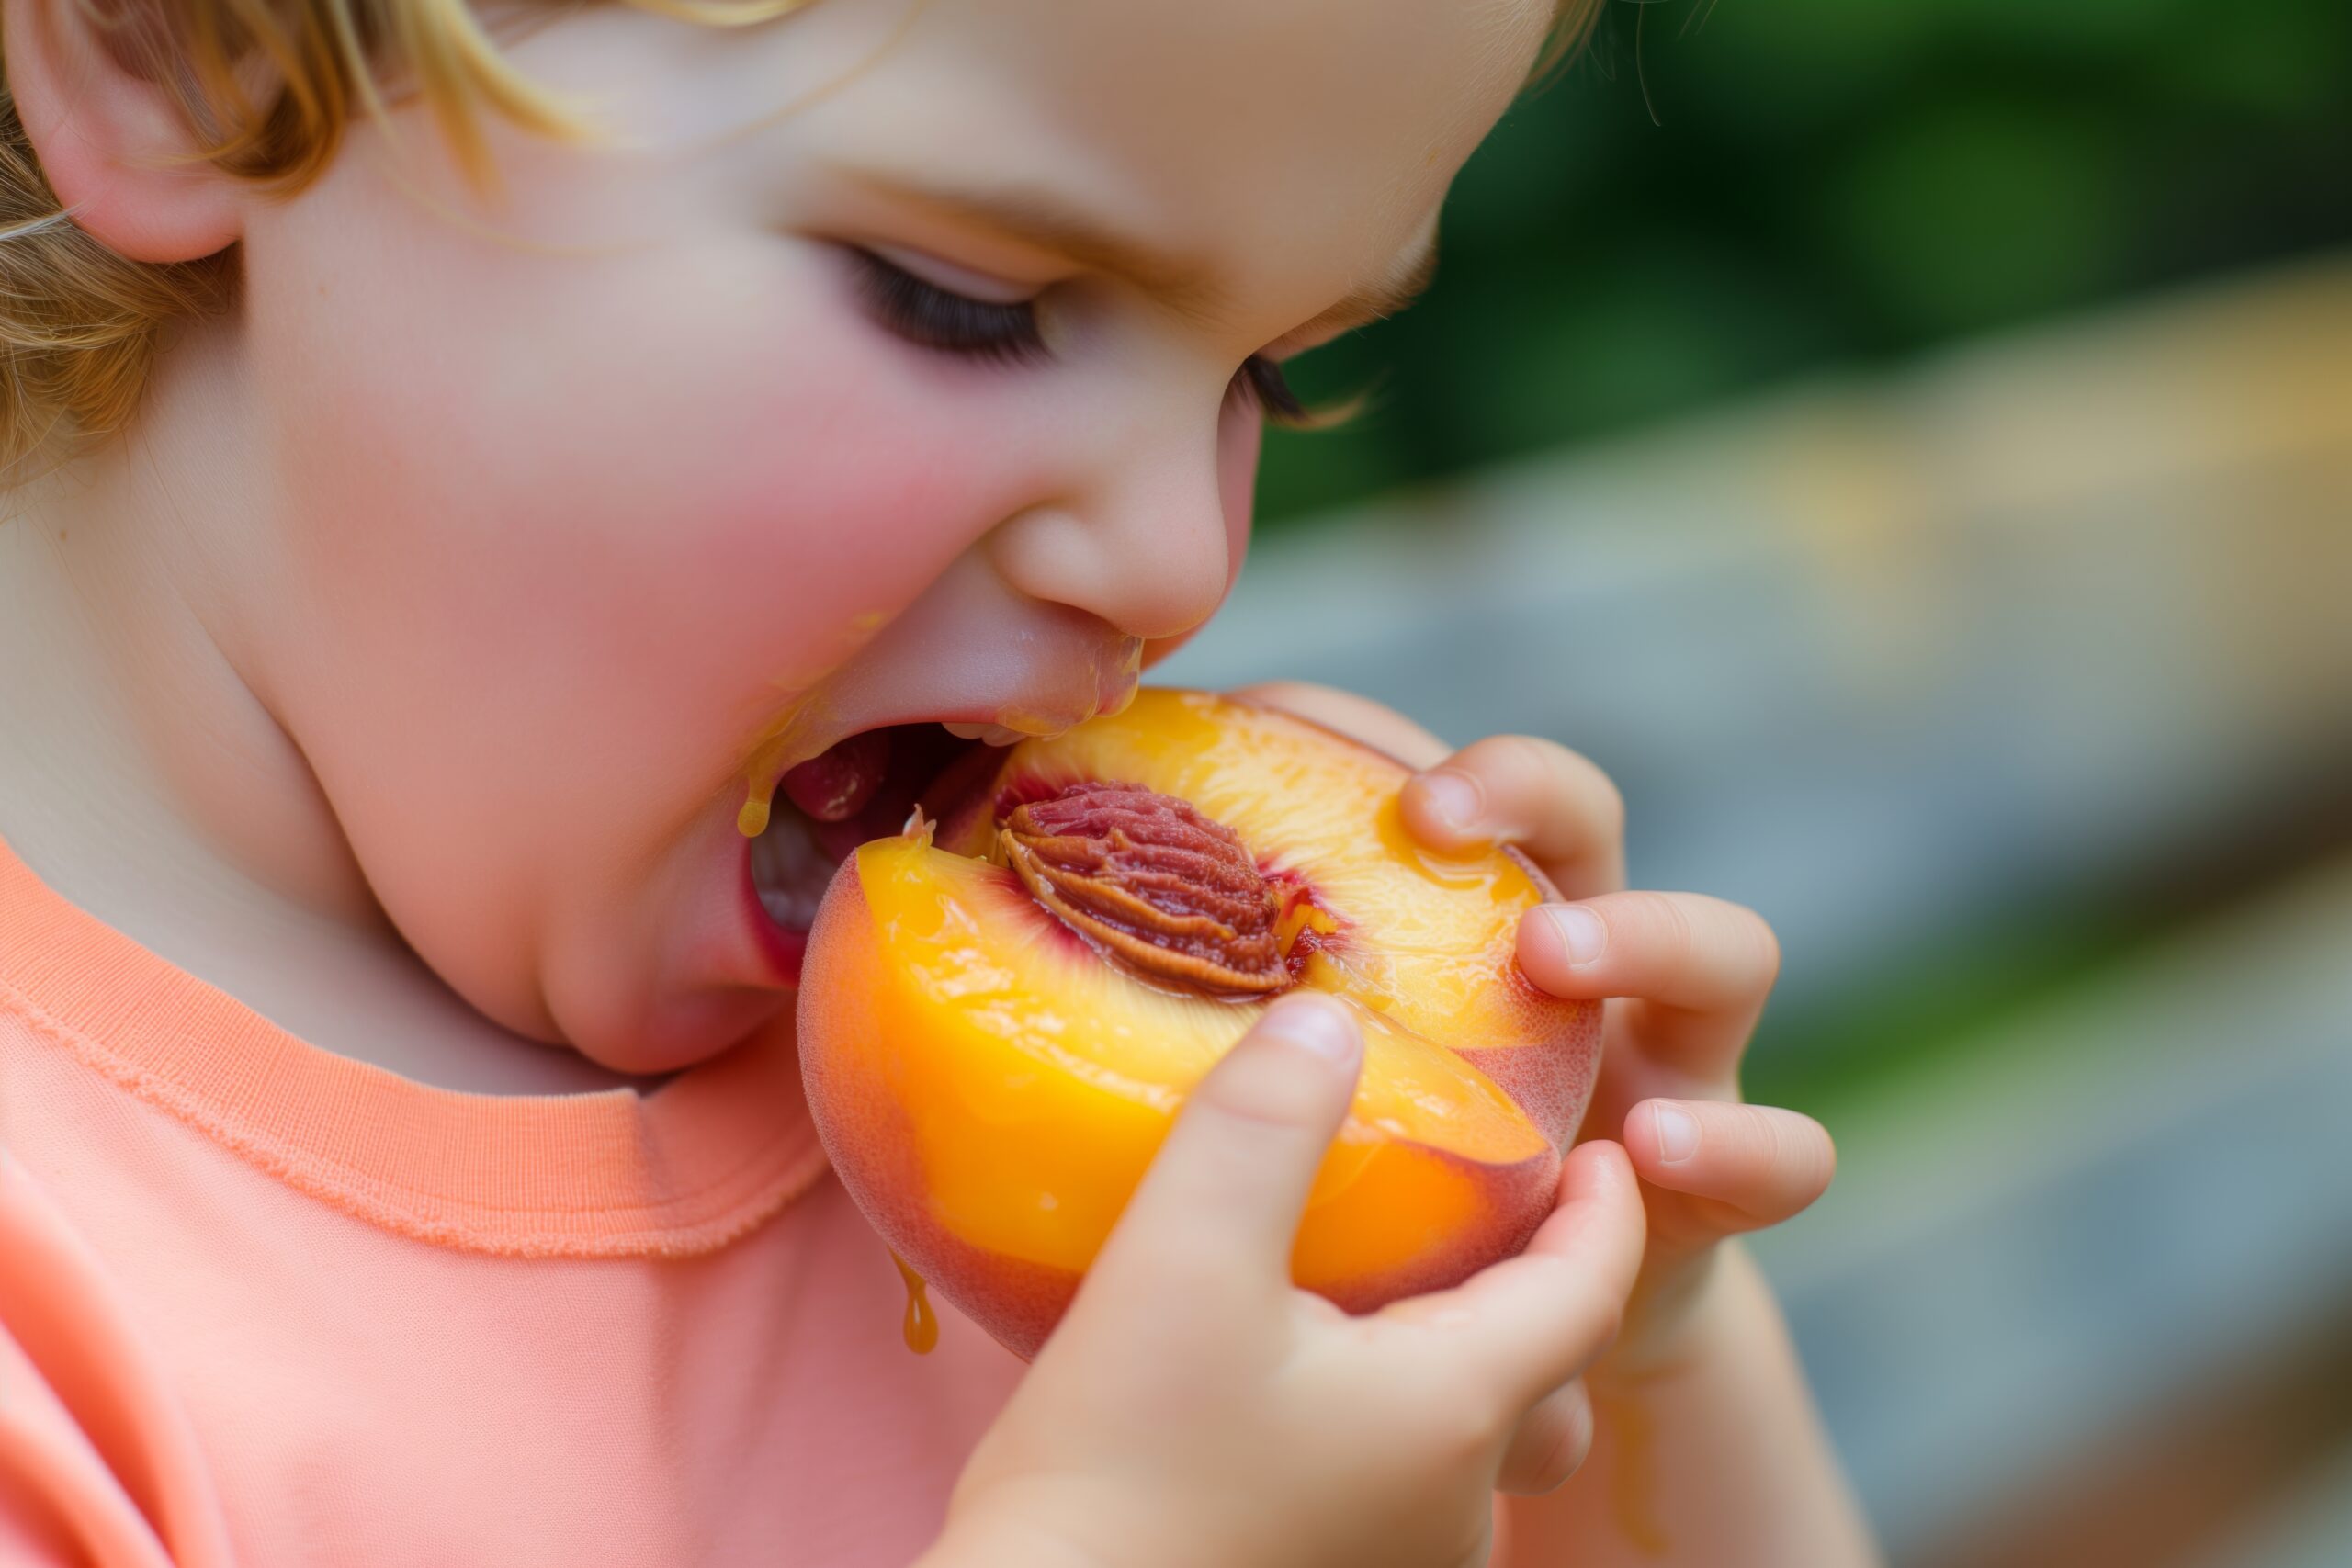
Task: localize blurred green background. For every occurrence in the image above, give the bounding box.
[1166,4,2352,1562]
[1250,0,2352,1127]
[1257,0,2352,524]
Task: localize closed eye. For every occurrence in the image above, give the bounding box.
[1231,355,1306,426]
[849,245,1316,428]
[849,247,1046,366]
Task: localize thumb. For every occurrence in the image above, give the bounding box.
[1090,992,1364,1302]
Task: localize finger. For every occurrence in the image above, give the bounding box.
[1516,892,1781,1082]
[1495,1379,1595,1495]
[1089,993,1364,1305]
[1624,1100,1835,1234]
[1402,1141,1646,1404]
[1399,735,1625,900]
[1228,680,1451,770]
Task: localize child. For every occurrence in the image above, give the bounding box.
[0,0,1877,1562]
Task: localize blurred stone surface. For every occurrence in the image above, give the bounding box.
[1162,255,2352,1562]
[2208,1444,2352,1568]
[1759,852,2352,1559]
[1163,254,2352,1034]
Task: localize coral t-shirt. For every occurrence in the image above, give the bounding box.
[0,839,1023,1566]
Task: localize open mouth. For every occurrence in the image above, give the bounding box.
[746,722,1004,975]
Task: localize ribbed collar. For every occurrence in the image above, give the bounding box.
[0,839,825,1258]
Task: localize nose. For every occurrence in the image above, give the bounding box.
[985,403,1250,645]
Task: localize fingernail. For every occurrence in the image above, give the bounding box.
[1543,904,1607,966]
[1653,1101,1700,1165]
[1261,997,1361,1066]
[1418,769,1486,835]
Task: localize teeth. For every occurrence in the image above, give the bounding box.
[748,807,830,932]
[943,721,1044,748]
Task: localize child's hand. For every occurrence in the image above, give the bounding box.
[1234,683,1835,1378]
[928,993,1647,1568]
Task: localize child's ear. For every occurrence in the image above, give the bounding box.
[2,0,247,263]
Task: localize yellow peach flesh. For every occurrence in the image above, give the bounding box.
[797,689,1601,1357]
[831,839,1538,1272]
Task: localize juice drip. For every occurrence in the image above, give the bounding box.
[892,1252,939,1355]
[738,790,772,839]
[738,724,802,839]
[736,682,842,841]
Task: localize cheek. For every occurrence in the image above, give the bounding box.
[243,209,1034,1019]
[279,243,1002,702]
[262,228,1021,771]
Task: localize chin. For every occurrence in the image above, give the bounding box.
[563,974,797,1079]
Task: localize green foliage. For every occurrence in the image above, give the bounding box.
[1742,902,2157,1125]
[1255,0,2352,525]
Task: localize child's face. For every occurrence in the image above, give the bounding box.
[226,0,1551,1070]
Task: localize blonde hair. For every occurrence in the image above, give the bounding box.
[0,0,1602,480]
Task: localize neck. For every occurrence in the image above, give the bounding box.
[0,313,662,1096]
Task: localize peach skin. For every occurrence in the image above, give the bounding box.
[796,688,1604,1359]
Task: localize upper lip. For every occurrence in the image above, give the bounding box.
[741,660,1143,813]
[788,694,1098,762]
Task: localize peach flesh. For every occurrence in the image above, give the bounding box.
[796,689,1602,1359]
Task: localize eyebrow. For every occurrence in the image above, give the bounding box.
[841,168,1440,336]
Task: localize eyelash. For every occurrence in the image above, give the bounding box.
[847,247,1309,426]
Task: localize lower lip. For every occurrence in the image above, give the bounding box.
[741,846,809,987]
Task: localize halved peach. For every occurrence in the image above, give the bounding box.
[797,688,1601,1359]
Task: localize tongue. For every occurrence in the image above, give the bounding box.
[780,729,892,822]
[775,724,984,866]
